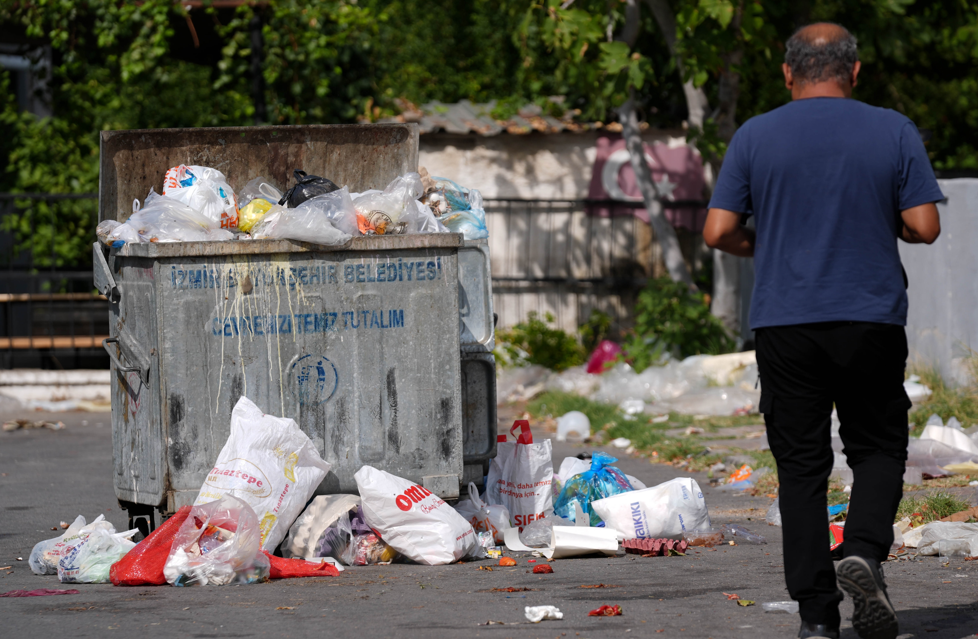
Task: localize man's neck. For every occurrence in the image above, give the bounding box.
[791,81,851,100]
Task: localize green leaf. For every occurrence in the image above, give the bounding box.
[598,41,631,75]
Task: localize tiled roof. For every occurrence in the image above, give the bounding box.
[378,99,613,136]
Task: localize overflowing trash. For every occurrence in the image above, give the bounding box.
[194,396,332,551]
[354,465,477,565]
[98,165,489,248]
[111,506,192,586]
[58,527,138,583]
[592,477,710,539]
[163,495,270,586]
[486,421,554,531]
[30,514,115,575]
[553,451,633,526]
[282,494,361,561]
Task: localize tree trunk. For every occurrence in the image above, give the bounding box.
[644,0,709,130]
[618,95,693,285]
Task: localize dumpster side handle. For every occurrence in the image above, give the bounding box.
[103,337,150,385]
[93,242,120,303]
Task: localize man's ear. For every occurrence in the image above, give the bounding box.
[851,60,861,88]
[782,63,793,90]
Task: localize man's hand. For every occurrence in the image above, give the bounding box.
[900,203,940,244]
[704,208,756,257]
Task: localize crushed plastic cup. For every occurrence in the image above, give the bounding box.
[683,528,724,547]
[762,601,799,614]
[766,498,782,527]
[556,411,591,442]
[525,605,563,623]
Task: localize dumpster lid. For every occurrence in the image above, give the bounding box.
[114,233,462,258]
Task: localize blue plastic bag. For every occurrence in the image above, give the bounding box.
[426,177,489,240]
[553,452,634,526]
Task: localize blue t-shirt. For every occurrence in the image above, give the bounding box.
[709,98,944,330]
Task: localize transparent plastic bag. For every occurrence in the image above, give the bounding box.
[236,176,283,233]
[352,173,424,235]
[519,516,555,548]
[95,220,121,245]
[251,189,353,246]
[111,191,234,243]
[30,515,115,575]
[422,177,489,240]
[58,528,138,583]
[453,482,511,544]
[163,165,238,229]
[553,451,633,526]
[766,497,782,526]
[163,495,270,586]
[279,170,340,208]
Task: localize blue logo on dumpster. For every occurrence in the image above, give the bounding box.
[289,354,339,405]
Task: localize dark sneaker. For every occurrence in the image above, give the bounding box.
[798,621,840,639]
[836,556,899,639]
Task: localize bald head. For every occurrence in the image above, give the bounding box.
[785,23,858,86]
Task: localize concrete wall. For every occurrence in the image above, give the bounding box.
[900,178,978,386]
[418,130,689,199]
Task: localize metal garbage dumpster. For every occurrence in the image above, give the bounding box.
[93,124,496,531]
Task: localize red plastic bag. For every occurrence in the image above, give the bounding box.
[262,551,340,579]
[586,340,622,374]
[110,506,191,586]
[589,604,622,616]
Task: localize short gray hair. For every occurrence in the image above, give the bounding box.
[785,25,858,85]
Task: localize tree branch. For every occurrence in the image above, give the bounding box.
[643,0,709,130]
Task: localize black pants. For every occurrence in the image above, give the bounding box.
[756,322,910,628]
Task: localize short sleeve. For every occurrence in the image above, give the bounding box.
[898,122,944,210]
[708,125,753,214]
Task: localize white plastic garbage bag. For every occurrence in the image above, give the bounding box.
[916,522,978,557]
[591,477,711,539]
[251,189,354,246]
[110,191,234,243]
[921,424,978,456]
[354,465,477,565]
[525,606,563,623]
[163,164,239,229]
[29,514,115,575]
[486,421,554,530]
[58,527,138,583]
[194,396,332,551]
[453,482,511,544]
[281,494,362,560]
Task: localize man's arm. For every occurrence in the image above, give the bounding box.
[900,202,940,244]
[704,208,756,257]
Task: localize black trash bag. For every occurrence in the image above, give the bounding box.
[279,169,340,207]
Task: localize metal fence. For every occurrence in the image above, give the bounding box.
[0,193,109,369]
[484,198,704,336]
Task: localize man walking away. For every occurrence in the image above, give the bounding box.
[703,23,942,639]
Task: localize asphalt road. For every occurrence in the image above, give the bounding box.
[2,410,977,639]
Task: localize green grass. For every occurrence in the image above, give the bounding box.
[896,491,971,523]
[909,366,978,435]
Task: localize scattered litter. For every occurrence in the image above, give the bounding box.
[723,592,740,600]
[580,584,619,588]
[916,522,978,557]
[652,415,670,423]
[2,419,65,431]
[554,451,633,526]
[356,465,477,565]
[30,514,114,575]
[163,495,270,586]
[499,557,517,566]
[479,620,507,625]
[58,527,138,583]
[455,482,511,544]
[111,506,191,586]
[593,478,710,539]
[767,498,782,527]
[611,437,632,449]
[487,421,553,531]
[904,375,932,402]
[622,538,688,556]
[0,588,80,597]
[478,565,493,571]
[492,587,533,592]
[525,605,563,622]
[263,552,340,579]
[763,601,799,613]
[684,528,724,547]
[717,466,770,492]
[195,397,331,551]
[588,604,622,616]
[829,524,845,551]
[587,340,623,374]
[532,564,554,574]
[556,411,591,442]
[737,600,756,607]
[721,524,767,545]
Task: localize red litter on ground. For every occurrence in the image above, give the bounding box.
[0,589,80,597]
[533,564,554,574]
[623,538,688,556]
[589,604,623,616]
